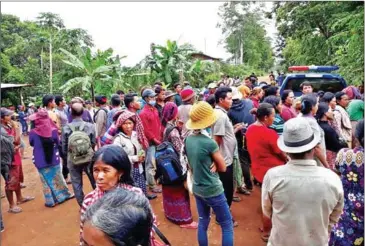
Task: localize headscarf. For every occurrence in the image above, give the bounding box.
[161,102,178,127]
[116,111,149,149]
[343,86,362,100]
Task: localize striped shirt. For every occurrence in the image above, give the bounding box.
[269,114,285,136]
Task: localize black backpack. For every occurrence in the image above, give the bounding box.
[155,126,186,185]
[93,108,108,123]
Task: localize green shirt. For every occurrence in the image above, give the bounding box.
[347,99,364,121]
[185,134,223,198]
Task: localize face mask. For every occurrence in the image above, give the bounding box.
[148,100,156,106]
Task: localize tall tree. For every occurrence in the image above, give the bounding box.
[217,2,274,70]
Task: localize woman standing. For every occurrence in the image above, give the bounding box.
[160,102,197,229]
[80,145,158,245]
[263,96,285,135]
[300,94,329,168]
[316,103,348,170]
[185,101,233,246]
[330,120,364,246]
[249,87,264,109]
[280,90,297,122]
[29,110,74,207]
[113,111,148,196]
[246,103,287,242]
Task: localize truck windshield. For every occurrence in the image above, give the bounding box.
[283,77,345,93]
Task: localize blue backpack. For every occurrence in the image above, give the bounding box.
[155,126,186,185]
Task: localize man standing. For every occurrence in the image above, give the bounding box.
[173,83,183,106]
[262,117,344,245]
[106,94,122,130]
[94,95,109,149]
[227,87,255,195]
[1,108,34,213]
[139,89,162,194]
[116,90,125,107]
[212,86,238,226]
[55,95,71,183]
[85,100,95,120]
[154,86,166,119]
[178,88,196,138]
[62,103,96,207]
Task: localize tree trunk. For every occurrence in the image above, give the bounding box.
[49,37,53,93]
[40,47,44,71]
[91,83,95,106]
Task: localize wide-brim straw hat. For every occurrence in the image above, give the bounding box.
[277,117,321,153]
[186,101,221,130]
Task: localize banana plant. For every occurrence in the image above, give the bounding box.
[59,47,118,102]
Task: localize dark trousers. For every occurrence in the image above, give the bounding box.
[58,145,69,179]
[218,165,234,208]
[68,161,96,206]
[238,149,253,190]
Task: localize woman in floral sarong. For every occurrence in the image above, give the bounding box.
[160,102,197,229]
[29,109,74,207]
[330,119,364,246]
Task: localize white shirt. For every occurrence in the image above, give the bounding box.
[262,159,344,246]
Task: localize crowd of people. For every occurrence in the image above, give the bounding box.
[0,74,364,246]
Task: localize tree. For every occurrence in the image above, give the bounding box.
[217,2,274,70]
[271,2,364,84]
[59,47,118,102]
[144,40,195,85]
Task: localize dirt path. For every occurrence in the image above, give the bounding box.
[1,137,266,246]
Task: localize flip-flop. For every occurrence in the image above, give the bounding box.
[261,234,270,242]
[180,221,198,229]
[8,206,22,213]
[66,194,75,200]
[20,184,26,189]
[17,196,35,205]
[233,196,242,202]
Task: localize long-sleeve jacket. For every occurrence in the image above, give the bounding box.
[139,104,162,145]
[95,107,108,138]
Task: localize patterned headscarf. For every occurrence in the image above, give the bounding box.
[342,86,362,100]
[161,102,178,127]
[116,111,149,149]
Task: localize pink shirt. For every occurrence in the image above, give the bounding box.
[280,103,297,122]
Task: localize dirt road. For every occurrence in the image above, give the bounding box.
[1,137,266,246]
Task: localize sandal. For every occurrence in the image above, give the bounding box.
[261,234,270,242]
[17,196,35,205]
[151,187,162,193]
[233,196,242,202]
[8,206,22,213]
[180,221,198,229]
[20,184,26,189]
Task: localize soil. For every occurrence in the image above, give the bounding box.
[1,136,267,246]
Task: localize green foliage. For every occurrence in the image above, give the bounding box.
[217,2,274,71]
[272,2,364,84]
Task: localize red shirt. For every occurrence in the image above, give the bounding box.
[139,104,162,144]
[5,125,22,166]
[246,125,286,183]
[280,103,297,122]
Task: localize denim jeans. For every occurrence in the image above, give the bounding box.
[145,145,157,189]
[20,121,28,134]
[0,211,4,231]
[194,193,233,246]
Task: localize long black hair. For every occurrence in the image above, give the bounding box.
[40,137,54,164]
[301,94,318,115]
[91,145,133,185]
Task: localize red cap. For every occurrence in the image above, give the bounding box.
[180,89,195,102]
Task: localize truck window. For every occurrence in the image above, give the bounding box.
[284,78,345,93]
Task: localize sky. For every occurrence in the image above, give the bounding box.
[2,2,277,66]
